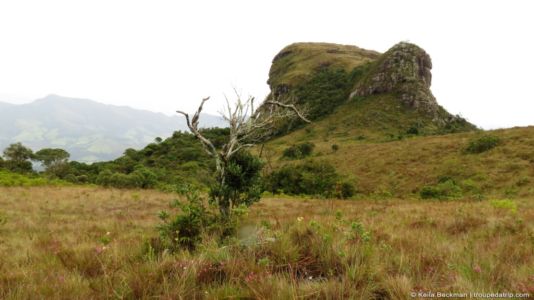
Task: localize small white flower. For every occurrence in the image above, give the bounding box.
[297,217,304,222]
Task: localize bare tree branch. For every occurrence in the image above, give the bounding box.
[263,100,312,124]
[177,97,222,173]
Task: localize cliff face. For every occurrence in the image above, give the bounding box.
[264,41,476,135]
[351,42,439,117]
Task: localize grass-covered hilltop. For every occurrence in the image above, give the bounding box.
[264,42,475,135]
[1,41,533,298]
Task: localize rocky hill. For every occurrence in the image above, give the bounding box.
[263,42,476,136]
[254,41,534,199]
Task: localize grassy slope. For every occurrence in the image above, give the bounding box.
[0,186,532,298]
[268,42,379,88]
[260,97,534,198]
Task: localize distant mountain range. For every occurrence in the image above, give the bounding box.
[0,94,225,162]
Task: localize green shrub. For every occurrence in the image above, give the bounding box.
[282,142,315,159]
[406,126,419,135]
[336,181,356,199]
[420,179,463,200]
[267,160,340,197]
[130,166,157,188]
[157,187,212,251]
[465,135,501,154]
[94,166,157,189]
[209,150,264,218]
[2,160,33,173]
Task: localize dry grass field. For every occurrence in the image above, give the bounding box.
[1,186,533,299]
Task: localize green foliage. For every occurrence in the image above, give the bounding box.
[282,142,315,159]
[465,135,501,154]
[94,166,157,189]
[61,128,230,189]
[294,68,353,120]
[406,126,419,135]
[0,170,67,187]
[267,160,342,197]
[34,148,71,178]
[209,151,264,217]
[2,142,34,173]
[2,160,33,173]
[155,182,251,252]
[34,148,70,168]
[490,199,518,214]
[438,112,477,134]
[349,221,371,243]
[420,179,463,200]
[3,142,34,162]
[336,181,356,199]
[157,187,212,251]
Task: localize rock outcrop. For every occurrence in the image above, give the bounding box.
[351,42,438,115]
[262,41,476,134]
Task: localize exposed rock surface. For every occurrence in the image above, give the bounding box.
[351,42,438,115]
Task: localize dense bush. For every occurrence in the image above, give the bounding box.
[282,142,315,159]
[157,187,212,251]
[267,160,354,198]
[465,135,501,154]
[420,179,463,200]
[336,181,356,199]
[58,128,230,189]
[209,150,264,218]
[406,126,419,135]
[95,166,157,189]
[2,160,33,173]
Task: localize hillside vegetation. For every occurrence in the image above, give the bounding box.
[2,42,531,200]
[264,42,475,135]
[261,119,534,199]
[255,41,532,199]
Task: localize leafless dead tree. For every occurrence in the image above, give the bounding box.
[176,92,310,216]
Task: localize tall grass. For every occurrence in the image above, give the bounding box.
[0,186,532,298]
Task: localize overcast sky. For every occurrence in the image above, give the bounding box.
[0,0,532,129]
